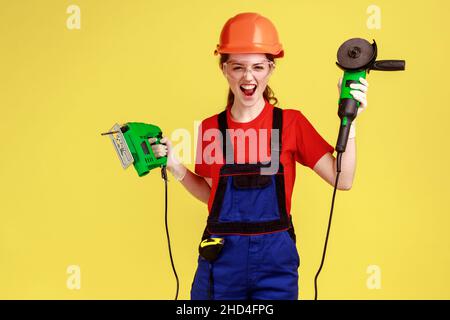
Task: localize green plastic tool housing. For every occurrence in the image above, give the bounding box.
[122,122,167,177]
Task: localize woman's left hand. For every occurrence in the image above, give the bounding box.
[337,76,369,116]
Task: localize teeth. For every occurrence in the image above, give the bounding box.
[241,84,256,89]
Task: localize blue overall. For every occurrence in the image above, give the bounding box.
[191,107,300,300]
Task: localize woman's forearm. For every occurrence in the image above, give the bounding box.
[333,136,356,190]
[169,164,211,204]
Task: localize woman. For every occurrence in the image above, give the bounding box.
[150,12,368,300]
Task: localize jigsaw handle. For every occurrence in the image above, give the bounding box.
[149,133,168,160]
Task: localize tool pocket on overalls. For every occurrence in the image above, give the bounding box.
[231,174,280,222]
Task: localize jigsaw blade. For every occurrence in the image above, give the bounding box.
[108,123,134,169]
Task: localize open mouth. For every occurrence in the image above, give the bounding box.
[240,84,257,96]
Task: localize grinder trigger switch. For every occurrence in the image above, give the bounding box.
[345,79,358,88]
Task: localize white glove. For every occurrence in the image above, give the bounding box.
[337,76,369,138]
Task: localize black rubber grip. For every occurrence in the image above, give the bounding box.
[336,122,351,153]
[335,98,358,153]
[371,60,405,71]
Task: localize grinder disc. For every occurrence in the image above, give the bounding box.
[337,38,376,70]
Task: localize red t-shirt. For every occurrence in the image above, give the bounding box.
[195,100,335,214]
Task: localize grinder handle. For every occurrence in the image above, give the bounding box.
[371,60,405,71]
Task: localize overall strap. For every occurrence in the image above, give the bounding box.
[217,110,231,164]
[271,107,282,165]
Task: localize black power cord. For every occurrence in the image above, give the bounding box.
[161,165,179,300]
[314,152,343,300]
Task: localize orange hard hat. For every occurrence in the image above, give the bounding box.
[214,12,284,58]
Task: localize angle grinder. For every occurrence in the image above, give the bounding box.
[335,38,405,153]
[314,38,406,300]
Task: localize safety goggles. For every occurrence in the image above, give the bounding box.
[223,60,275,80]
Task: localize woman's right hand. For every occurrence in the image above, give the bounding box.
[148,136,173,167]
[148,136,187,180]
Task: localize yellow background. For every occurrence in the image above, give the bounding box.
[0,0,449,299]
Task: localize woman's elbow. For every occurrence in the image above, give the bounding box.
[337,182,352,191]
